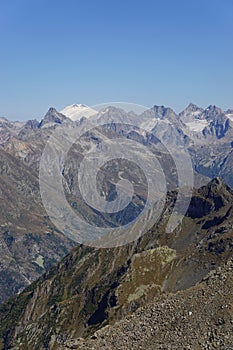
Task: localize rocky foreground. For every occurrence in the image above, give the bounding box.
[65,259,233,350]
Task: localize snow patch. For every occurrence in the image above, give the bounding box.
[140,118,157,131]
[61,104,97,121]
[185,120,208,132]
[226,113,233,121]
[140,118,169,131]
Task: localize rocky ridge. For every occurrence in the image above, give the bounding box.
[68,258,233,350]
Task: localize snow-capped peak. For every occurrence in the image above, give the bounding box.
[179,104,206,132]
[60,104,97,121]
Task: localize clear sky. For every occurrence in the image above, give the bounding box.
[0,0,233,120]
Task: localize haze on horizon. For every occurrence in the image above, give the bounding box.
[0,0,233,121]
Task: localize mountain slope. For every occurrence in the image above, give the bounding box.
[0,145,75,303]
[0,178,233,350]
[0,107,87,304]
[74,258,233,350]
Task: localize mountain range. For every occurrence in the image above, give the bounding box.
[2,102,233,186]
[0,103,233,349]
[0,103,233,296]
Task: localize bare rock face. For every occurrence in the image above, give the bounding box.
[38,108,68,129]
[179,103,204,122]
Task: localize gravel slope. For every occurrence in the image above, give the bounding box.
[68,259,233,350]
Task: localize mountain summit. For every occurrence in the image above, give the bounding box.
[60,104,97,121]
[39,107,68,128]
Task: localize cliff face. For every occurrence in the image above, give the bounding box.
[1,178,233,350]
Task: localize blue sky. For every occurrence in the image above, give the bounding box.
[0,0,233,120]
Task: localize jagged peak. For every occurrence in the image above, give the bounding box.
[205,105,223,115]
[45,107,61,116]
[187,102,198,108]
[186,103,202,111]
[179,103,204,117]
[152,105,177,119]
[153,104,174,112]
[39,107,67,128]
